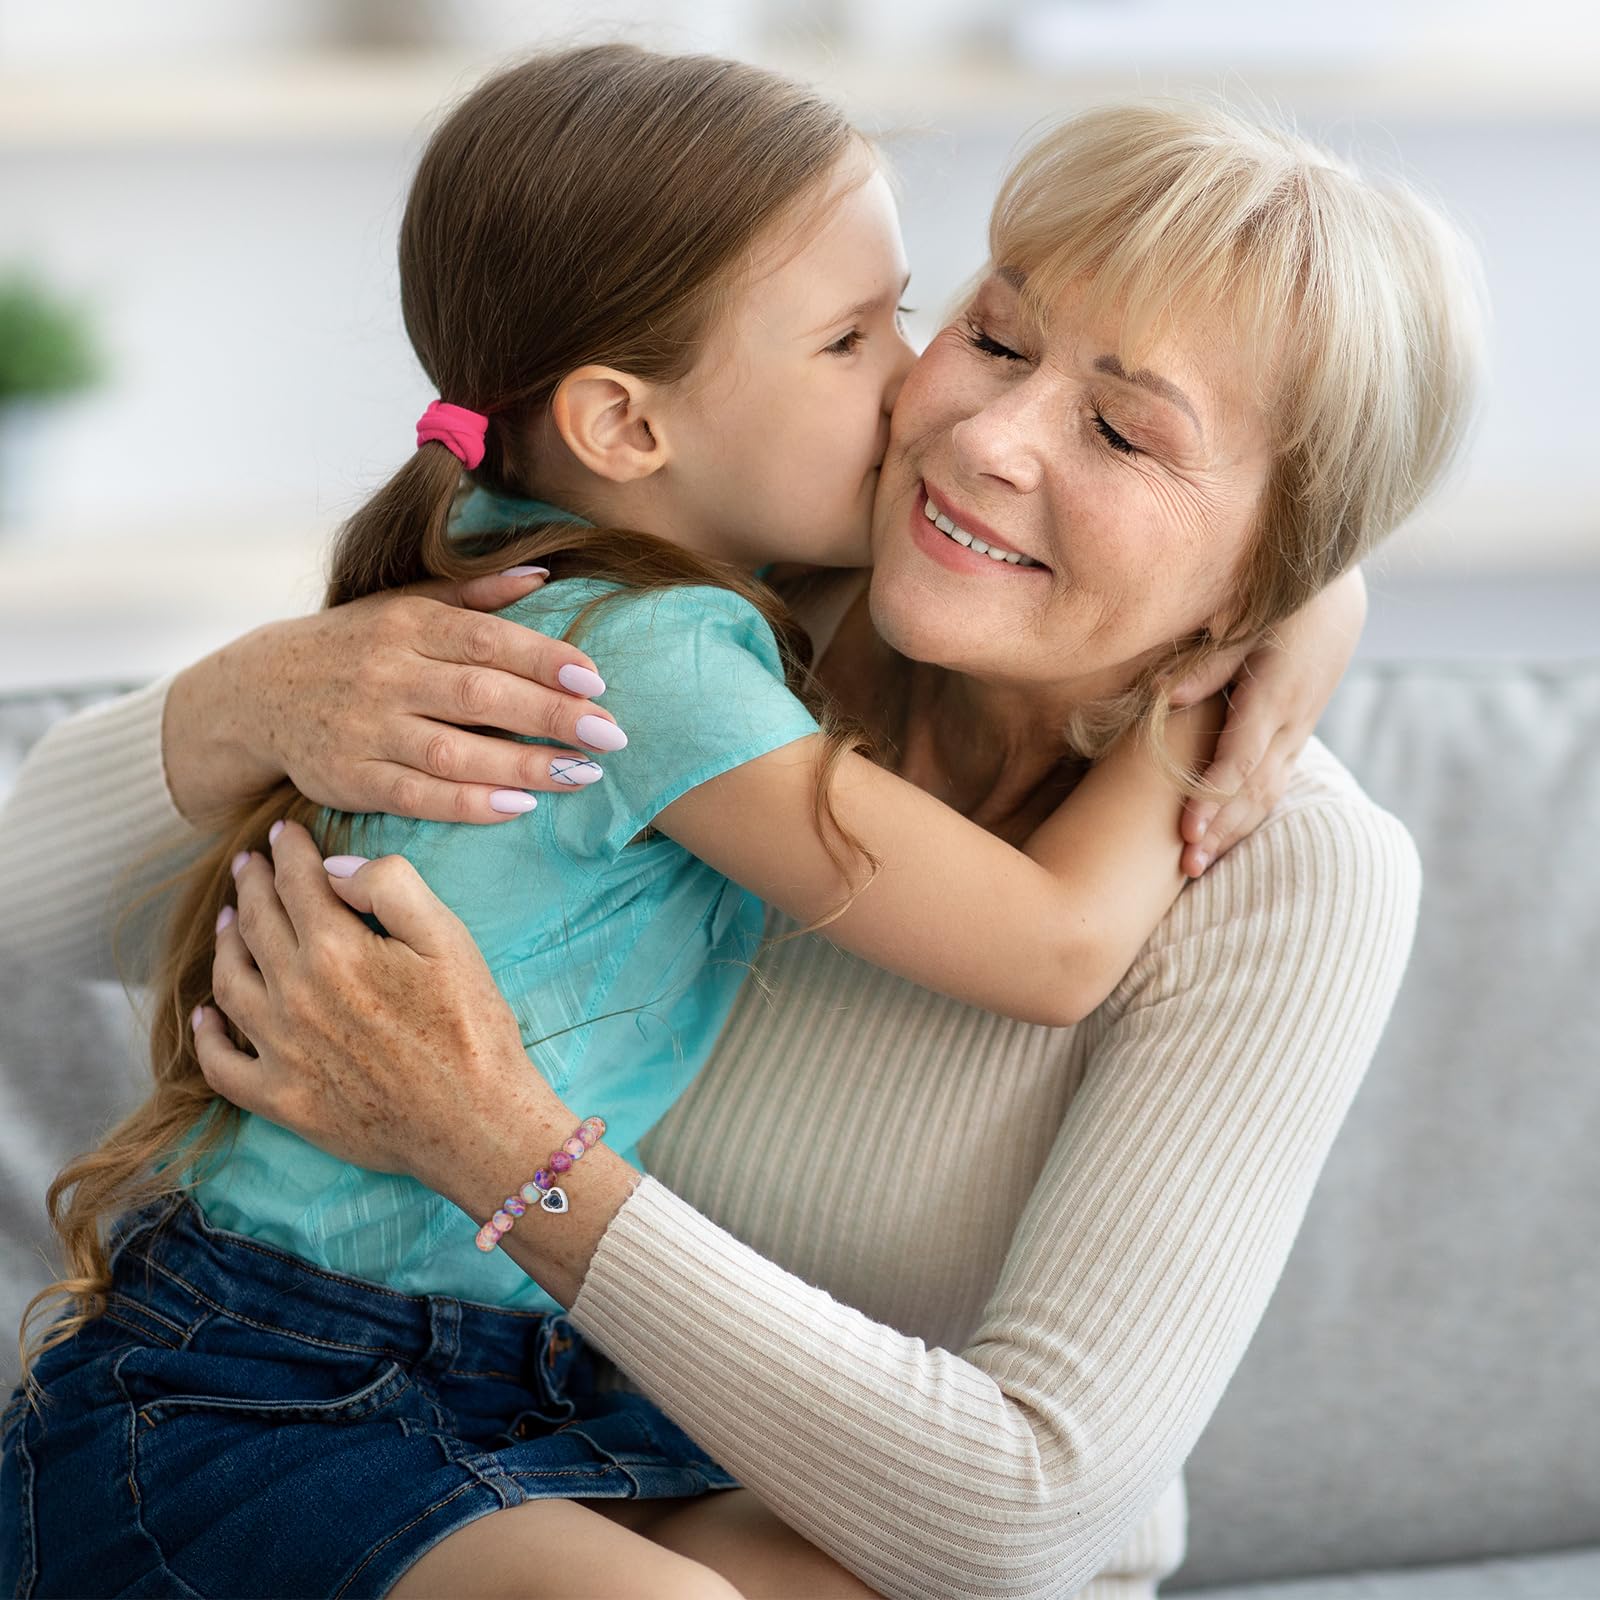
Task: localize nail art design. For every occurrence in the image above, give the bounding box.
[549,757,604,787]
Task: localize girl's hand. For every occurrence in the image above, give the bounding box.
[164,569,626,826]
[195,821,564,1201]
[1168,566,1367,875]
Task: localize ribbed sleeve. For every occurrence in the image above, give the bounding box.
[0,675,201,981]
[571,781,1422,1600]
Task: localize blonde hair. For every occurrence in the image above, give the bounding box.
[989,100,1486,757]
[20,43,878,1399]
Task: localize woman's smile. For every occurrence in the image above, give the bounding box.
[910,482,1052,577]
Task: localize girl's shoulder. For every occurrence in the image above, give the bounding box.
[498,579,796,691]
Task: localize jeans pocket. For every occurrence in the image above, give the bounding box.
[117,1317,412,1425]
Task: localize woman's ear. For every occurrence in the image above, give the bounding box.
[550,366,670,484]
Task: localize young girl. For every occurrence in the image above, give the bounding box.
[12,44,1357,1597]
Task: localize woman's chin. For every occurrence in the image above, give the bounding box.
[866,562,973,670]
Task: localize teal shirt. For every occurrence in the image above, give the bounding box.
[188,509,818,1310]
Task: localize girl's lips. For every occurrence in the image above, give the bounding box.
[909,486,1049,577]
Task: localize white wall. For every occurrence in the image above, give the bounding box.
[5,104,1598,580]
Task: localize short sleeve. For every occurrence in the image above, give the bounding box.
[507,583,820,859]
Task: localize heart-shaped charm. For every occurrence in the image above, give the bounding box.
[540,1186,570,1215]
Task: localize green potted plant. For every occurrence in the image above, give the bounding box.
[0,273,102,533]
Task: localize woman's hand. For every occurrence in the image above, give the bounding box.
[163,569,626,827]
[194,822,639,1301]
[1168,565,1368,875]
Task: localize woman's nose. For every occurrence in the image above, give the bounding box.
[951,393,1045,495]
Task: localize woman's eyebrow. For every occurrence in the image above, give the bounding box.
[1093,354,1203,439]
[806,271,913,338]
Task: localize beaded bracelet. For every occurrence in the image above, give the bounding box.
[475,1116,607,1252]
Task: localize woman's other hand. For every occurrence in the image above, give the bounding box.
[1168,565,1368,875]
[163,568,625,826]
[195,821,560,1197]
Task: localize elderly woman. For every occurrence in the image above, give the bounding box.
[0,102,1480,1599]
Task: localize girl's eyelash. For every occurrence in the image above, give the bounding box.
[1094,414,1136,455]
[827,329,864,355]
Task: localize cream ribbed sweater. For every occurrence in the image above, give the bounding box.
[0,677,1421,1600]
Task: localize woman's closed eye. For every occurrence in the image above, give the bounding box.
[1093,414,1136,455]
[962,318,1026,363]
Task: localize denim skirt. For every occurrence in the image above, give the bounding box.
[0,1198,736,1597]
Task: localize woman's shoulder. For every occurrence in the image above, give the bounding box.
[1167,736,1422,963]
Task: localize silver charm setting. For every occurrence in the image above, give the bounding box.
[540,1186,570,1214]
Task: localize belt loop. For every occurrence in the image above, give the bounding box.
[419,1297,462,1382]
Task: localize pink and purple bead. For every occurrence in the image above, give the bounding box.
[550,1150,573,1175]
[503,1195,527,1217]
[562,1136,587,1160]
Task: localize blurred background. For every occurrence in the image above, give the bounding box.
[1,0,1596,690]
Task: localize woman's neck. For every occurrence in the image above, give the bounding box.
[818,592,1085,844]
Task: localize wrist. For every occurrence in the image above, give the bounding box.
[165,627,285,823]
[432,1083,641,1308]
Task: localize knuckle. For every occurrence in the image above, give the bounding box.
[388,773,426,817]
[456,669,499,720]
[461,618,500,666]
[422,730,459,780]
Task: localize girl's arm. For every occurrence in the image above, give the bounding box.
[1173,563,1369,873]
[659,566,1365,1027]
[656,703,1220,1029]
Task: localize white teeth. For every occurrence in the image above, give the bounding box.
[923,492,1041,568]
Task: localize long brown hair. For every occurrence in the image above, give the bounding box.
[21,43,875,1395]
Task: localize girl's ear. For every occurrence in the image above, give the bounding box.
[550,366,670,483]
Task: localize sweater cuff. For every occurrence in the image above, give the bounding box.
[106,671,194,835]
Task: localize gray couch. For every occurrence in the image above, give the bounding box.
[2,653,1597,1599]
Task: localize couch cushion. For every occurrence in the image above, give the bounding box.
[1181,1545,1600,1600]
[1173,663,1600,1589]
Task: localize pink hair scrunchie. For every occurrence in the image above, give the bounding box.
[415,400,488,469]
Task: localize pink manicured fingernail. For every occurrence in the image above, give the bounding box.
[1193,814,1213,839]
[323,854,370,878]
[1192,850,1211,874]
[191,1005,205,1033]
[558,663,607,698]
[549,756,604,787]
[230,851,250,879]
[502,565,550,578]
[489,789,539,814]
[576,714,627,752]
[268,820,285,845]
[216,905,236,933]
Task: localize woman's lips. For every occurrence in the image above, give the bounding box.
[909,485,1049,577]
